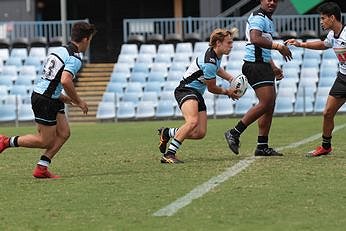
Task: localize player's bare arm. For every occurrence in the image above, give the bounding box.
[61,71,88,114]
[250,29,292,61]
[270,59,283,80]
[217,67,234,82]
[285,39,327,50]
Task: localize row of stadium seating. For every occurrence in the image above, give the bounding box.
[96,87,346,121]
[0,38,340,122]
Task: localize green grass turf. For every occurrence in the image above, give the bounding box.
[0,115,346,230]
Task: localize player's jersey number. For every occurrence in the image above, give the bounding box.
[42,55,64,80]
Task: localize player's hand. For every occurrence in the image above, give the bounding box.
[226,88,240,101]
[277,44,292,62]
[284,39,300,47]
[78,100,88,115]
[273,67,284,80]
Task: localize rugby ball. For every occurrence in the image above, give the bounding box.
[230,74,248,97]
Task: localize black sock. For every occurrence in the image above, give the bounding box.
[257,136,268,149]
[322,135,332,149]
[230,120,247,136]
[37,155,51,167]
[9,136,19,147]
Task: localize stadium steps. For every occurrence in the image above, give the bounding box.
[67,63,114,122]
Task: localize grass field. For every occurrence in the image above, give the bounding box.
[1,115,346,231]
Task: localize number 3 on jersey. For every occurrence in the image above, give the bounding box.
[43,55,64,80]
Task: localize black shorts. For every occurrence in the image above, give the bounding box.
[174,86,206,112]
[31,92,65,126]
[242,61,275,89]
[329,72,346,98]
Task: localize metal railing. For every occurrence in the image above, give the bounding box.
[123,14,346,42]
[0,19,88,42]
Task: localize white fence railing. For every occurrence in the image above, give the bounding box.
[123,14,346,42]
[0,19,88,42]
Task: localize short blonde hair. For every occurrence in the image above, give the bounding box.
[209,28,234,47]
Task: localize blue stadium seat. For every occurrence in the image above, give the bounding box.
[10,48,28,61]
[319,66,337,79]
[314,95,327,113]
[277,87,296,103]
[120,44,138,57]
[29,47,46,61]
[234,97,254,115]
[162,81,178,92]
[155,100,175,118]
[18,103,34,121]
[279,79,297,94]
[110,72,129,86]
[121,92,141,107]
[193,41,209,54]
[132,62,149,74]
[316,86,330,97]
[106,82,125,99]
[154,53,172,66]
[129,72,147,84]
[318,77,334,87]
[112,63,131,77]
[296,86,316,99]
[274,96,293,114]
[136,54,154,65]
[294,96,314,114]
[0,85,9,97]
[10,84,30,96]
[24,56,43,73]
[144,81,163,93]
[6,57,23,67]
[166,70,183,82]
[301,58,320,68]
[96,102,116,120]
[205,98,215,116]
[147,71,166,82]
[175,42,193,57]
[0,104,16,122]
[215,97,234,116]
[102,92,117,104]
[117,54,135,68]
[300,67,319,83]
[321,49,336,60]
[0,75,15,85]
[117,102,136,119]
[157,44,175,58]
[141,91,158,107]
[169,61,188,72]
[136,101,156,119]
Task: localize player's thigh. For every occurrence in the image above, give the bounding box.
[255,85,276,103]
[181,99,199,121]
[324,95,346,115]
[37,123,58,145]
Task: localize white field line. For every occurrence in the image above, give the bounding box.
[153,124,346,217]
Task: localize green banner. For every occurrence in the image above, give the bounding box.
[290,0,323,14]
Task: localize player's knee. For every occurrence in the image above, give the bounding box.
[197,130,206,139]
[187,120,199,130]
[323,108,334,119]
[257,101,274,113]
[59,130,70,141]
